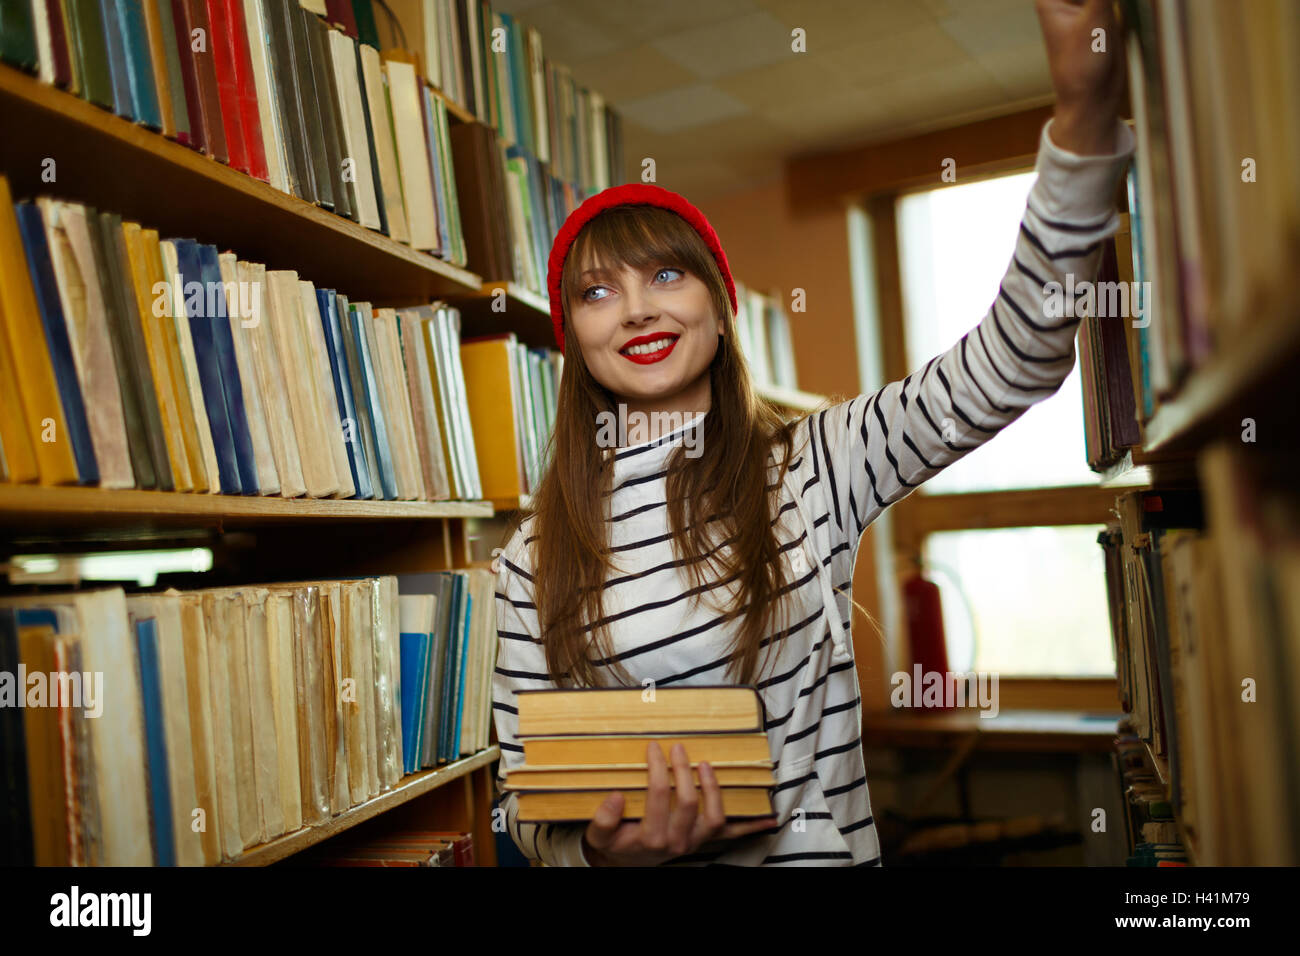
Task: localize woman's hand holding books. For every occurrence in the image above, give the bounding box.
[580,742,779,867]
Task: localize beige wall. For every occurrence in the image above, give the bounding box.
[700,182,890,709]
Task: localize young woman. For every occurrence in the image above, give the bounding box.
[492,0,1134,866]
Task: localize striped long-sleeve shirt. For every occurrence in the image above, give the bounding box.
[491,117,1136,866]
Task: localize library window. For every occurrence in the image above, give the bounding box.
[896,171,1097,495]
[864,168,1124,681]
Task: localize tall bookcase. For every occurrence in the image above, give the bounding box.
[1092,1,1300,866]
[0,57,515,866]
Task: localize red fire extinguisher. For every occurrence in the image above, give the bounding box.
[902,563,953,710]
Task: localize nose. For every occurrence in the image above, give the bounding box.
[620,278,658,328]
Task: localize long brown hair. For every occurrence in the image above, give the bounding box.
[527,204,797,688]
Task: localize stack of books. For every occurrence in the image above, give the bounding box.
[0,571,499,866]
[505,686,776,822]
[0,176,499,501]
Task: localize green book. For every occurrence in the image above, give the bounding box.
[0,0,38,71]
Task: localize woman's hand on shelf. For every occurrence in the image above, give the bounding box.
[1036,0,1126,155]
[580,742,778,867]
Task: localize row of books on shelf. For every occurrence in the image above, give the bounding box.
[1113,729,1189,866]
[503,687,776,823]
[733,281,799,394]
[1117,0,1298,414]
[0,568,497,866]
[0,179,562,502]
[378,0,625,196]
[1097,446,1300,865]
[0,0,624,292]
[298,827,475,866]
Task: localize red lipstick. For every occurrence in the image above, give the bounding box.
[619,332,679,365]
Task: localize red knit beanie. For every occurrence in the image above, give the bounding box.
[546,183,738,354]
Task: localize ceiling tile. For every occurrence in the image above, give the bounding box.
[650,10,800,80]
[715,57,849,113]
[616,83,751,134]
[562,43,699,103]
[817,25,970,89]
[754,0,940,53]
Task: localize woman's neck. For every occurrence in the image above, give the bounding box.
[616,374,711,445]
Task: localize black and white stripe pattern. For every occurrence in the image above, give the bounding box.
[491,119,1135,866]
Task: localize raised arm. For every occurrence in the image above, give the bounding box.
[805,0,1133,542]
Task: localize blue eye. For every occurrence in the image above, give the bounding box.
[655,267,683,283]
[582,285,609,301]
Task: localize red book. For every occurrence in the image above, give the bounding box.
[44,0,73,88]
[170,0,208,154]
[224,0,269,181]
[205,0,249,172]
[324,0,356,38]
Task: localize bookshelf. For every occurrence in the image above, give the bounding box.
[0,65,482,305]
[1084,0,1300,867]
[0,0,632,866]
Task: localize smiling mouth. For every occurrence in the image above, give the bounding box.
[619,333,679,364]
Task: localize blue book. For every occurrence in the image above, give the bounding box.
[451,591,471,759]
[114,0,162,130]
[15,203,100,485]
[96,0,134,119]
[172,240,242,494]
[196,244,258,493]
[316,289,373,499]
[348,305,398,499]
[134,617,175,866]
[420,86,450,256]
[399,631,430,775]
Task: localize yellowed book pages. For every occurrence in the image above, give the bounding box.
[142,229,208,492]
[338,581,369,805]
[17,625,68,864]
[459,337,524,501]
[517,686,763,736]
[242,262,306,497]
[237,587,284,841]
[0,176,78,484]
[221,254,280,495]
[291,584,331,825]
[179,592,223,864]
[38,199,135,488]
[266,589,303,832]
[398,311,451,499]
[266,271,337,497]
[328,28,381,230]
[373,576,402,786]
[222,590,262,847]
[359,43,409,244]
[359,578,395,789]
[159,240,221,493]
[344,579,380,799]
[122,223,192,490]
[517,787,774,823]
[243,0,289,194]
[298,280,354,499]
[201,590,245,858]
[373,309,425,499]
[521,732,774,768]
[384,59,438,250]
[506,764,778,790]
[319,582,351,813]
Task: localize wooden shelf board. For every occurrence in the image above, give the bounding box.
[0,484,493,531]
[449,281,554,348]
[489,494,533,512]
[756,384,828,413]
[862,708,1121,753]
[0,64,481,304]
[1142,302,1300,452]
[226,745,500,866]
